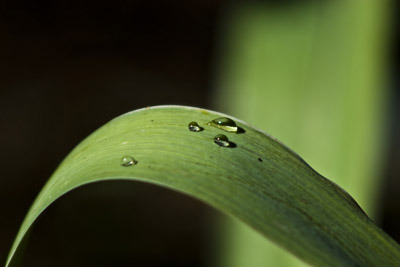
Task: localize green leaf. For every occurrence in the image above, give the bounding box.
[6,106,400,266]
[213,1,390,265]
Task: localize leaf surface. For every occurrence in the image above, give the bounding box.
[6,106,400,266]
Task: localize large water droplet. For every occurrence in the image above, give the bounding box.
[208,117,238,133]
[214,134,230,147]
[188,121,202,132]
[121,156,137,167]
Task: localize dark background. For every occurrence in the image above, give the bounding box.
[0,1,399,266]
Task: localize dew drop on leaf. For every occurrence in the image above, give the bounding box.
[121,156,137,167]
[188,121,202,132]
[214,134,230,147]
[208,117,238,133]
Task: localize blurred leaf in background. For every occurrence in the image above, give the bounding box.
[213,0,390,266]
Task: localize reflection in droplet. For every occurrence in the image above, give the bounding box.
[208,117,238,133]
[214,134,230,147]
[188,121,202,132]
[121,156,138,167]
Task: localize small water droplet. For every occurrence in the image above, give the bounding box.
[188,121,203,132]
[208,117,238,133]
[121,156,137,167]
[214,134,230,147]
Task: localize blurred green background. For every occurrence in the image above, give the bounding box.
[0,1,399,266]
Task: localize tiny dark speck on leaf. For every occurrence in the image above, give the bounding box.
[258,158,263,162]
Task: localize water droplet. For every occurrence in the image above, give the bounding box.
[214,134,230,147]
[188,121,203,132]
[208,117,238,133]
[121,156,137,167]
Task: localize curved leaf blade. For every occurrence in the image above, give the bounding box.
[6,106,400,266]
